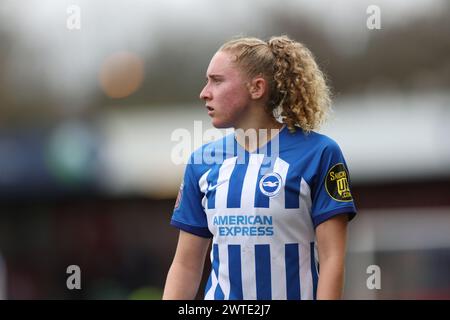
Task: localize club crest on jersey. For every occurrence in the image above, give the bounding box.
[325,163,353,202]
[259,172,282,197]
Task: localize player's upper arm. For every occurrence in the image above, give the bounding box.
[310,138,357,228]
[316,213,348,260]
[170,152,213,237]
[172,230,211,270]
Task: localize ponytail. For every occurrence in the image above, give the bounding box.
[220,35,331,133]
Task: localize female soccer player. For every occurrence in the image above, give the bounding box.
[163,35,356,300]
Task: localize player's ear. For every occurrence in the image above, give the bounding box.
[247,76,266,100]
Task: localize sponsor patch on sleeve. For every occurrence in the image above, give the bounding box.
[174,182,183,209]
[325,163,353,202]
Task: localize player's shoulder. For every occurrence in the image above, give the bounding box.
[191,132,231,159]
[187,132,233,171]
[284,126,342,153]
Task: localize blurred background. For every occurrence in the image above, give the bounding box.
[0,0,449,299]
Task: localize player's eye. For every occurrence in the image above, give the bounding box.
[205,77,222,85]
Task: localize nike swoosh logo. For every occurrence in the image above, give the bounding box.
[207,180,228,192]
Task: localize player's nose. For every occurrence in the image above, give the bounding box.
[200,85,212,101]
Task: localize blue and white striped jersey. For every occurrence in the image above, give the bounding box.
[171,125,356,300]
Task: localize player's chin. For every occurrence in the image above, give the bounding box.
[211,117,232,129]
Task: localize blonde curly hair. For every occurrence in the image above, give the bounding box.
[219,35,331,133]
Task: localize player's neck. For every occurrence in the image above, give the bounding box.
[234,102,282,131]
[234,116,284,153]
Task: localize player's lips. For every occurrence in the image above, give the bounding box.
[206,105,214,115]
